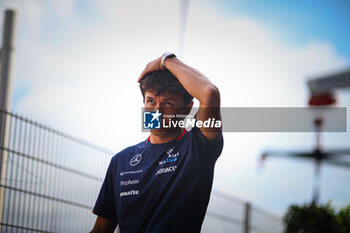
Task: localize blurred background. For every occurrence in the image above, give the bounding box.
[0,0,349,232]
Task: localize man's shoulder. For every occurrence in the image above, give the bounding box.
[112,140,146,160]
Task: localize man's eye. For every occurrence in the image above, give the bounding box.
[165,102,173,106]
[147,100,154,104]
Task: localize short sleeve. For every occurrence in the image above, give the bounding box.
[190,124,224,162]
[92,157,118,221]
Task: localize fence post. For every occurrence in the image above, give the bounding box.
[243,202,251,233]
[0,9,16,231]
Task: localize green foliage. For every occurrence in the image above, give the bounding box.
[284,202,350,233]
[337,205,350,233]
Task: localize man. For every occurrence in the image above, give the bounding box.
[90,53,223,233]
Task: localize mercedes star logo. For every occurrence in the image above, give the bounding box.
[130,154,142,166]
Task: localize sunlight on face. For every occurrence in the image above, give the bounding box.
[144,90,185,113]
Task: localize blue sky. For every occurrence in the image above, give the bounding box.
[1,0,350,217]
[206,0,350,60]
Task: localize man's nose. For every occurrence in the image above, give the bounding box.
[150,102,160,111]
[151,102,163,113]
[155,102,160,109]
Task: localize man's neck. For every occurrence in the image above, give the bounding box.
[149,129,183,144]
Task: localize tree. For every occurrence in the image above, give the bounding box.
[337,205,350,233]
[283,202,350,233]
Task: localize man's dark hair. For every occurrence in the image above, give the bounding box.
[139,70,193,106]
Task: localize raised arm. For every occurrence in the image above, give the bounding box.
[138,55,221,140]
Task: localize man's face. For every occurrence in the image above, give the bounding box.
[144,90,192,133]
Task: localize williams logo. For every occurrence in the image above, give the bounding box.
[167,147,179,158]
[130,154,142,166]
[143,110,161,129]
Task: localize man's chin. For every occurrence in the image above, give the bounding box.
[150,127,181,135]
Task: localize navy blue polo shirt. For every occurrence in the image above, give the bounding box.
[93,125,223,233]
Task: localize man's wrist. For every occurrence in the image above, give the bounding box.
[161,52,176,69]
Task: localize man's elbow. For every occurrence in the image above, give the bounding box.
[201,84,220,107]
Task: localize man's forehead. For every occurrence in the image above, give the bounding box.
[145,90,182,100]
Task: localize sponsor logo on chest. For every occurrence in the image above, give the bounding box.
[120,169,143,177]
[120,189,139,197]
[130,154,142,166]
[158,147,180,167]
[155,165,177,175]
[120,179,139,186]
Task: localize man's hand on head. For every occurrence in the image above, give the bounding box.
[140,53,221,141]
[138,57,164,83]
[138,54,179,83]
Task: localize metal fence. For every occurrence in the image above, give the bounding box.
[0,108,283,233]
[204,191,283,233]
[0,108,113,233]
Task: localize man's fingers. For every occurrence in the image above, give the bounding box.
[137,70,146,83]
[137,64,150,82]
[137,57,162,83]
[137,63,152,83]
